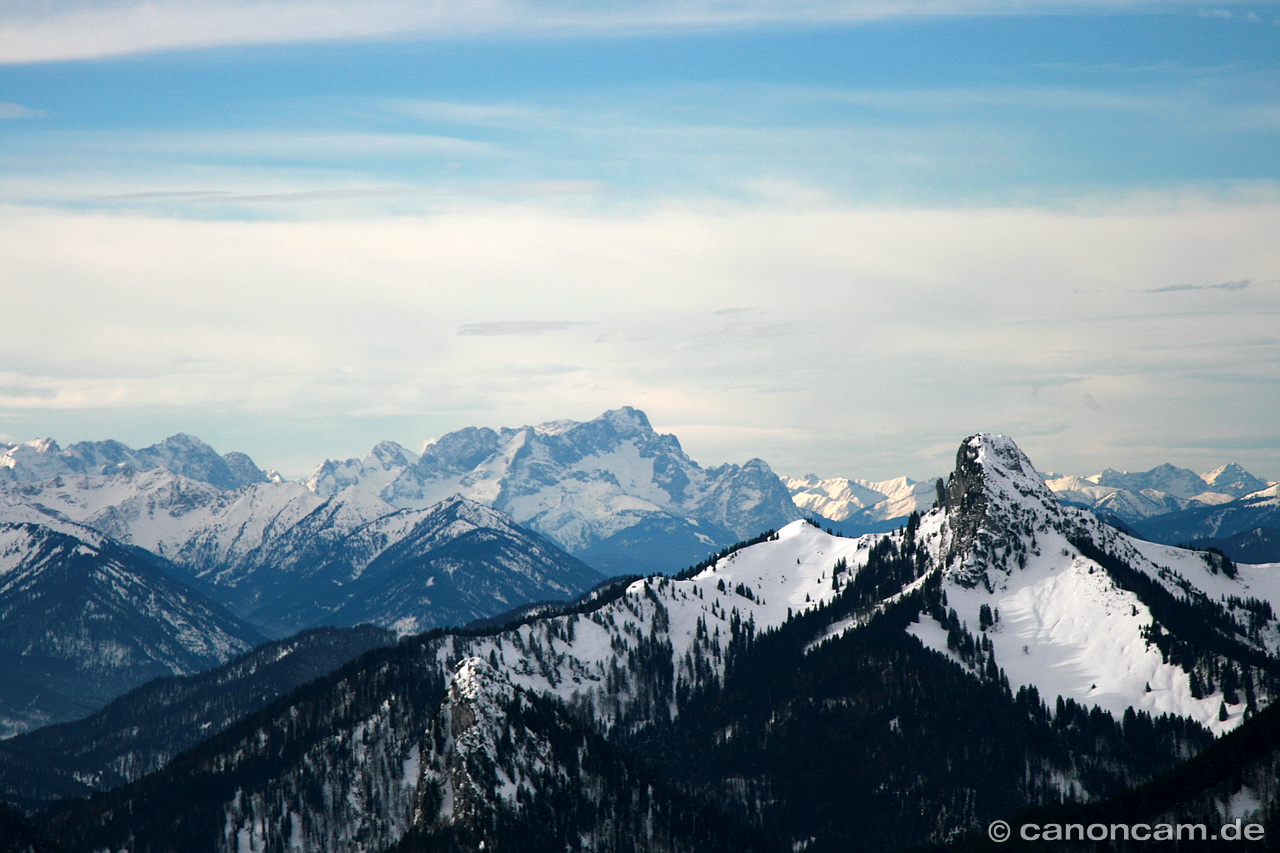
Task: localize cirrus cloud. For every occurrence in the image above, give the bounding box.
[1,0,1268,64]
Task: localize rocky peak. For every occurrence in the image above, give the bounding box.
[600,405,652,432]
[1203,463,1270,499]
[143,434,247,491]
[416,427,502,475]
[433,657,524,826]
[221,451,269,487]
[369,440,418,470]
[1096,463,1210,500]
[939,434,1069,580]
[1,433,258,492]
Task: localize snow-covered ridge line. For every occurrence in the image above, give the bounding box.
[302,407,803,572]
[411,433,1280,745]
[787,450,1276,530]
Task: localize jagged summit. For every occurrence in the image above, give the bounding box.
[959,433,1054,498]
[781,471,933,525]
[1096,463,1215,501]
[307,407,800,573]
[0,432,265,491]
[938,433,1065,563]
[1203,462,1271,499]
[527,406,654,436]
[451,655,509,703]
[594,404,653,432]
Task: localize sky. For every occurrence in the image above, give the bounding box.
[1,1,1278,482]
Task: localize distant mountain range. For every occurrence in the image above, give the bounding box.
[0,408,810,738]
[1043,461,1269,520]
[306,405,803,575]
[785,457,1279,563]
[0,410,1275,749]
[779,472,937,527]
[11,432,1278,852]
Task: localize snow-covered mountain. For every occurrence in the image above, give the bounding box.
[307,407,803,574]
[1133,483,1280,549]
[0,521,264,738]
[32,433,1280,853]
[1043,461,1275,526]
[239,494,606,637]
[1,410,802,604]
[388,434,1278,738]
[785,459,1277,548]
[0,438,604,638]
[921,436,1280,732]
[0,434,267,491]
[1203,463,1272,499]
[781,472,937,525]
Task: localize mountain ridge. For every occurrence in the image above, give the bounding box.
[22,431,1280,852]
[0,520,265,737]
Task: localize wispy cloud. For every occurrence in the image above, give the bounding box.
[0,102,44,119]
[376,99,566,129]
[1031,60,1247,75]
[118,129,501,159]
[1149,279,1251,293]
[2,0,1267,64]
[1198,8,1278,23]
[100,180,607,204]
[457,321,592,336]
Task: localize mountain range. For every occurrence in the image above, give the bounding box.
[2,410,1277,741]
[306,406,803,574]
[5,432,1278,852]
[786,457,1279,563]
[779,472,937,530]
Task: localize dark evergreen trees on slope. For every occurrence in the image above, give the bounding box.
[392,658,780,853]
[627,586,1211,853]
[0,625,395,811]
[942,695,1280,852]
[0,802,64,853]
[0,522,265,737]
[40,643,447,853]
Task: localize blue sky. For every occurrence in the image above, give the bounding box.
[1,1,1278,480]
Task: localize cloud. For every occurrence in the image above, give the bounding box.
[2,0,1266,64]
[376,99,565,128]
[115,129,501,159]
[1198,8,1271,22]
[0,102,43,119]
[457,321,592,336]
[100,181,608,205]
[1149,279,1251,293]
[1,189,1277,479]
